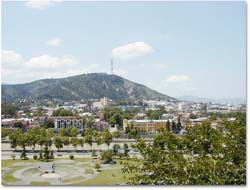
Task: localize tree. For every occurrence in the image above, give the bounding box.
[9,130,21,151]
[113,144,120,155]
[95,133,103,147]
[123,143,129,157]
[100,150,113,162]
[58,128,67,136]
[95,163,101,171]
[109,114,122,127]
[1,128,9,138]
[52,109,73,116]
[103,129,113,150]
[177,116,182,133]
[171,121,177,133]
[78,138,84,152]
[17,134,29,159]
[71,137,79,151]
[128,128,138,139]
[147,109,165,120]
[53,136,63,151]
[43,120,55,129]
[122,116,246,185]
[46,128,54,139]
[37,135,46,151]
[43,138,52,160]
[112,131,121,138]
[26,133,37,152]
[62,136,70,152]
[84,128,94,136]
[166,120,171,131]
[189,113,197,119]
[70,127,79,137]
[14,121,23,129]
[125,126,131,134]
[40,128,46,137]
[2,103,18,116]
[84,135,93,151]
[85,117,95,128]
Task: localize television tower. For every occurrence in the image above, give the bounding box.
[111,58,114,74]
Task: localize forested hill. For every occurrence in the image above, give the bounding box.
[2,73,175,102]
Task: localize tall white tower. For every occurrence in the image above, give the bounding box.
[111,58,114,74]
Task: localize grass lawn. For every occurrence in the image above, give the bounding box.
[2,166,27,184]
[72,158,91,162]
[2,159,40,167]
[30,181,51,185]
[85,168,94,174]
[79,163,92,168]
[73,169,131,185]
[62,176,84,183]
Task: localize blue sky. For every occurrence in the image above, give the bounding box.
[2,1,246,99]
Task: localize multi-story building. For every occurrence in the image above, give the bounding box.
[123,119,172,133]
[37,117,84,132]
[1,118,34,130]
[92,97,111,110]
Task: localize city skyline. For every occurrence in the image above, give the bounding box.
[1,1,246,99]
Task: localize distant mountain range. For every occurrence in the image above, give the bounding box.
[2,73,175,102]
[178,95,246,105]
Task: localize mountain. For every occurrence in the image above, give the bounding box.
[2,73,175,102]
[178,95,246,105]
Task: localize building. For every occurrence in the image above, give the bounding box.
[92,119,109,130]
[118,105,143,112]
[92,97,111,110]
[123,119,172,133]
[1,118,34,130]
[37,117,84,132]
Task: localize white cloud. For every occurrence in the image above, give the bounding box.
[1,50,24,69]
[1,50,86,84]
[165,75,191,83]
[25,54,76,70]
[156,74,197,97]
[112,41,154,60]
[46,38,63,46]
[25,0,62,10]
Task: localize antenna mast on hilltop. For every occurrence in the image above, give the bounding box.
[111,58,114,74]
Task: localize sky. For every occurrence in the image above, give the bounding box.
[1,0,246,99]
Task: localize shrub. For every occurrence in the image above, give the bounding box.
[50,151,54,159]
[69,155,74,160]
[20,151,28,160]
[11,154,16,160]
[95,163,101,171]
[33,155,38,160]
[92,150,97,158]
[100,150,113,162]
[39,152,43,160]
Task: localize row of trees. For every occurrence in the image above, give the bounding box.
[9,127,54,160]
[8,127,114,155]
[53,129,112,151]
[122,113,246,185]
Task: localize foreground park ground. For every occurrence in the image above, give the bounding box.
[2,157,135,185]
